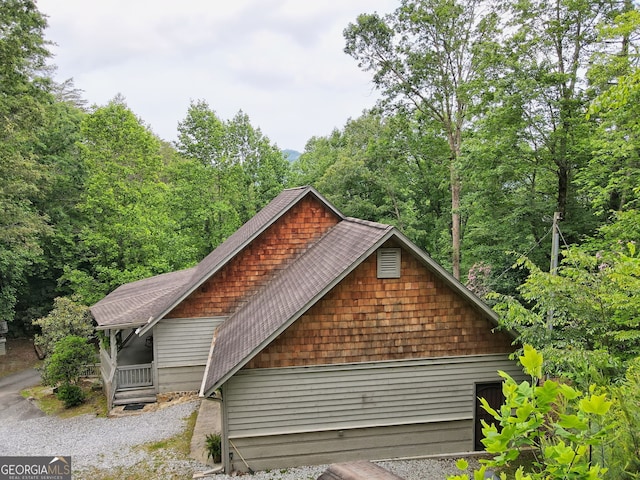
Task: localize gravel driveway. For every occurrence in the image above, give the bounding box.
[1,396,479,479]
[0,400,205,476]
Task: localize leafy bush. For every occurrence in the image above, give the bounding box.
[42,335,97,388]
[33,297,94,357]
[205,433,222,463]
[56,383,85,408]
[449,345,611,480]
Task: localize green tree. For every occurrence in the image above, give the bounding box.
[63,98,194,303]
[291,111,451,262]
[0,0,53,327]
[42,335,96,407]
[498,0,611,222]
[224,110,290,217]
[174,101,289,252]
[581,6,640,214]
[32,296,94,357]
[15,94,86,326]
[494,212,640,386]
[344,0,501,279]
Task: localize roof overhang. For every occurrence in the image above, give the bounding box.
[95,322,145,331]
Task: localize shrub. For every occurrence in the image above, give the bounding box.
[56,383,85,408]
[206,433,222,463]
[449,345,611,480]
[42,335,97,388]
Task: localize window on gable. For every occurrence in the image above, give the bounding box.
[377,248,401,278]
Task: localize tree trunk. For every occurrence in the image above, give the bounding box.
[451,163,461,280]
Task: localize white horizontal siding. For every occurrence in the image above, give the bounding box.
[225,354,524,438]
[154,317,224,368]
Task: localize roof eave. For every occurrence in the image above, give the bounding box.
[95,322,144,331]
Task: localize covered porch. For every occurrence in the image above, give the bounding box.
[100,326,157,408]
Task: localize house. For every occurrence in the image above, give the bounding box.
[91,186,523,473]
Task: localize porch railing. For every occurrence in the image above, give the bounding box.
[79,363,100,378]
[116,362,153,389]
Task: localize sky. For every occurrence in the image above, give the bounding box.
[37,0,399,152]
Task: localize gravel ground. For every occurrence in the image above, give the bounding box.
[1,400,204,475]
[200,457,479,480]
[2,397,480,479]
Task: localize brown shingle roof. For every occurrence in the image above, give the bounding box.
[91,186,342,330]
[91,268,195,328]
[201,218,394,394]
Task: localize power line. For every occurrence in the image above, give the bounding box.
[494,226,553,283]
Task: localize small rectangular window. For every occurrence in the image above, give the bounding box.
[377,248,401,278]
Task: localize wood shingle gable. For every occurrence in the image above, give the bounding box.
[91,186,342,331]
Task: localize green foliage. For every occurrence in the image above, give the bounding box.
[32,296,94,356]
[603,358,640,478]
[494,215,640,386]
[205,433,222,463]
[42,335,96,387]
[56,383,85,408]
[172,100,289,256]
[0,0,53,325]
[449,346,611,480]
[344,0,503,278]
[291,111,451,264]
[63,98,198,303]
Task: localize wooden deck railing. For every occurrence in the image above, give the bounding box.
[116,362,154,389]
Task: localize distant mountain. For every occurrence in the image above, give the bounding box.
[282,149,301,162]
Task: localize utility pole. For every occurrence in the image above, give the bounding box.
[546,212,562,330]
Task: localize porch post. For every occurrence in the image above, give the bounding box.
[110,329,118,362]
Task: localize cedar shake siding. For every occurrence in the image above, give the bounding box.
[167,195,340,319]
[245,245,513,369]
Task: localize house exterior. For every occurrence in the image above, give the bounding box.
[91,186,522,473]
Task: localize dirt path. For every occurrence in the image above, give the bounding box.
[0,337,40,378]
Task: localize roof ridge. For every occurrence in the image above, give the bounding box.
[343,217,393,231]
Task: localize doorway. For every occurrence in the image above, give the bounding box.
[474,382,504,451]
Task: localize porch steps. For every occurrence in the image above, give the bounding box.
[113,386,157,406]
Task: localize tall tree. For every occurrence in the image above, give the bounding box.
[174,101,289,251]
[0,0,52,327]
[344,0,501,279]
[224,110,290,216]
[500,0,611,221]
[63,98,194,304]
[291,111,451,262]
[581,4,640,213]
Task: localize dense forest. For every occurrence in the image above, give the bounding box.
[2,0,640,475]
[2,0,640,393]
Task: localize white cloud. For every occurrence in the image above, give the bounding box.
[39,0,398,151]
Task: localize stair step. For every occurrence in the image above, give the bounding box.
[115,387,156,400]
[113,396,157,406]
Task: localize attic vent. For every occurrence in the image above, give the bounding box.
[377,248,401,278]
